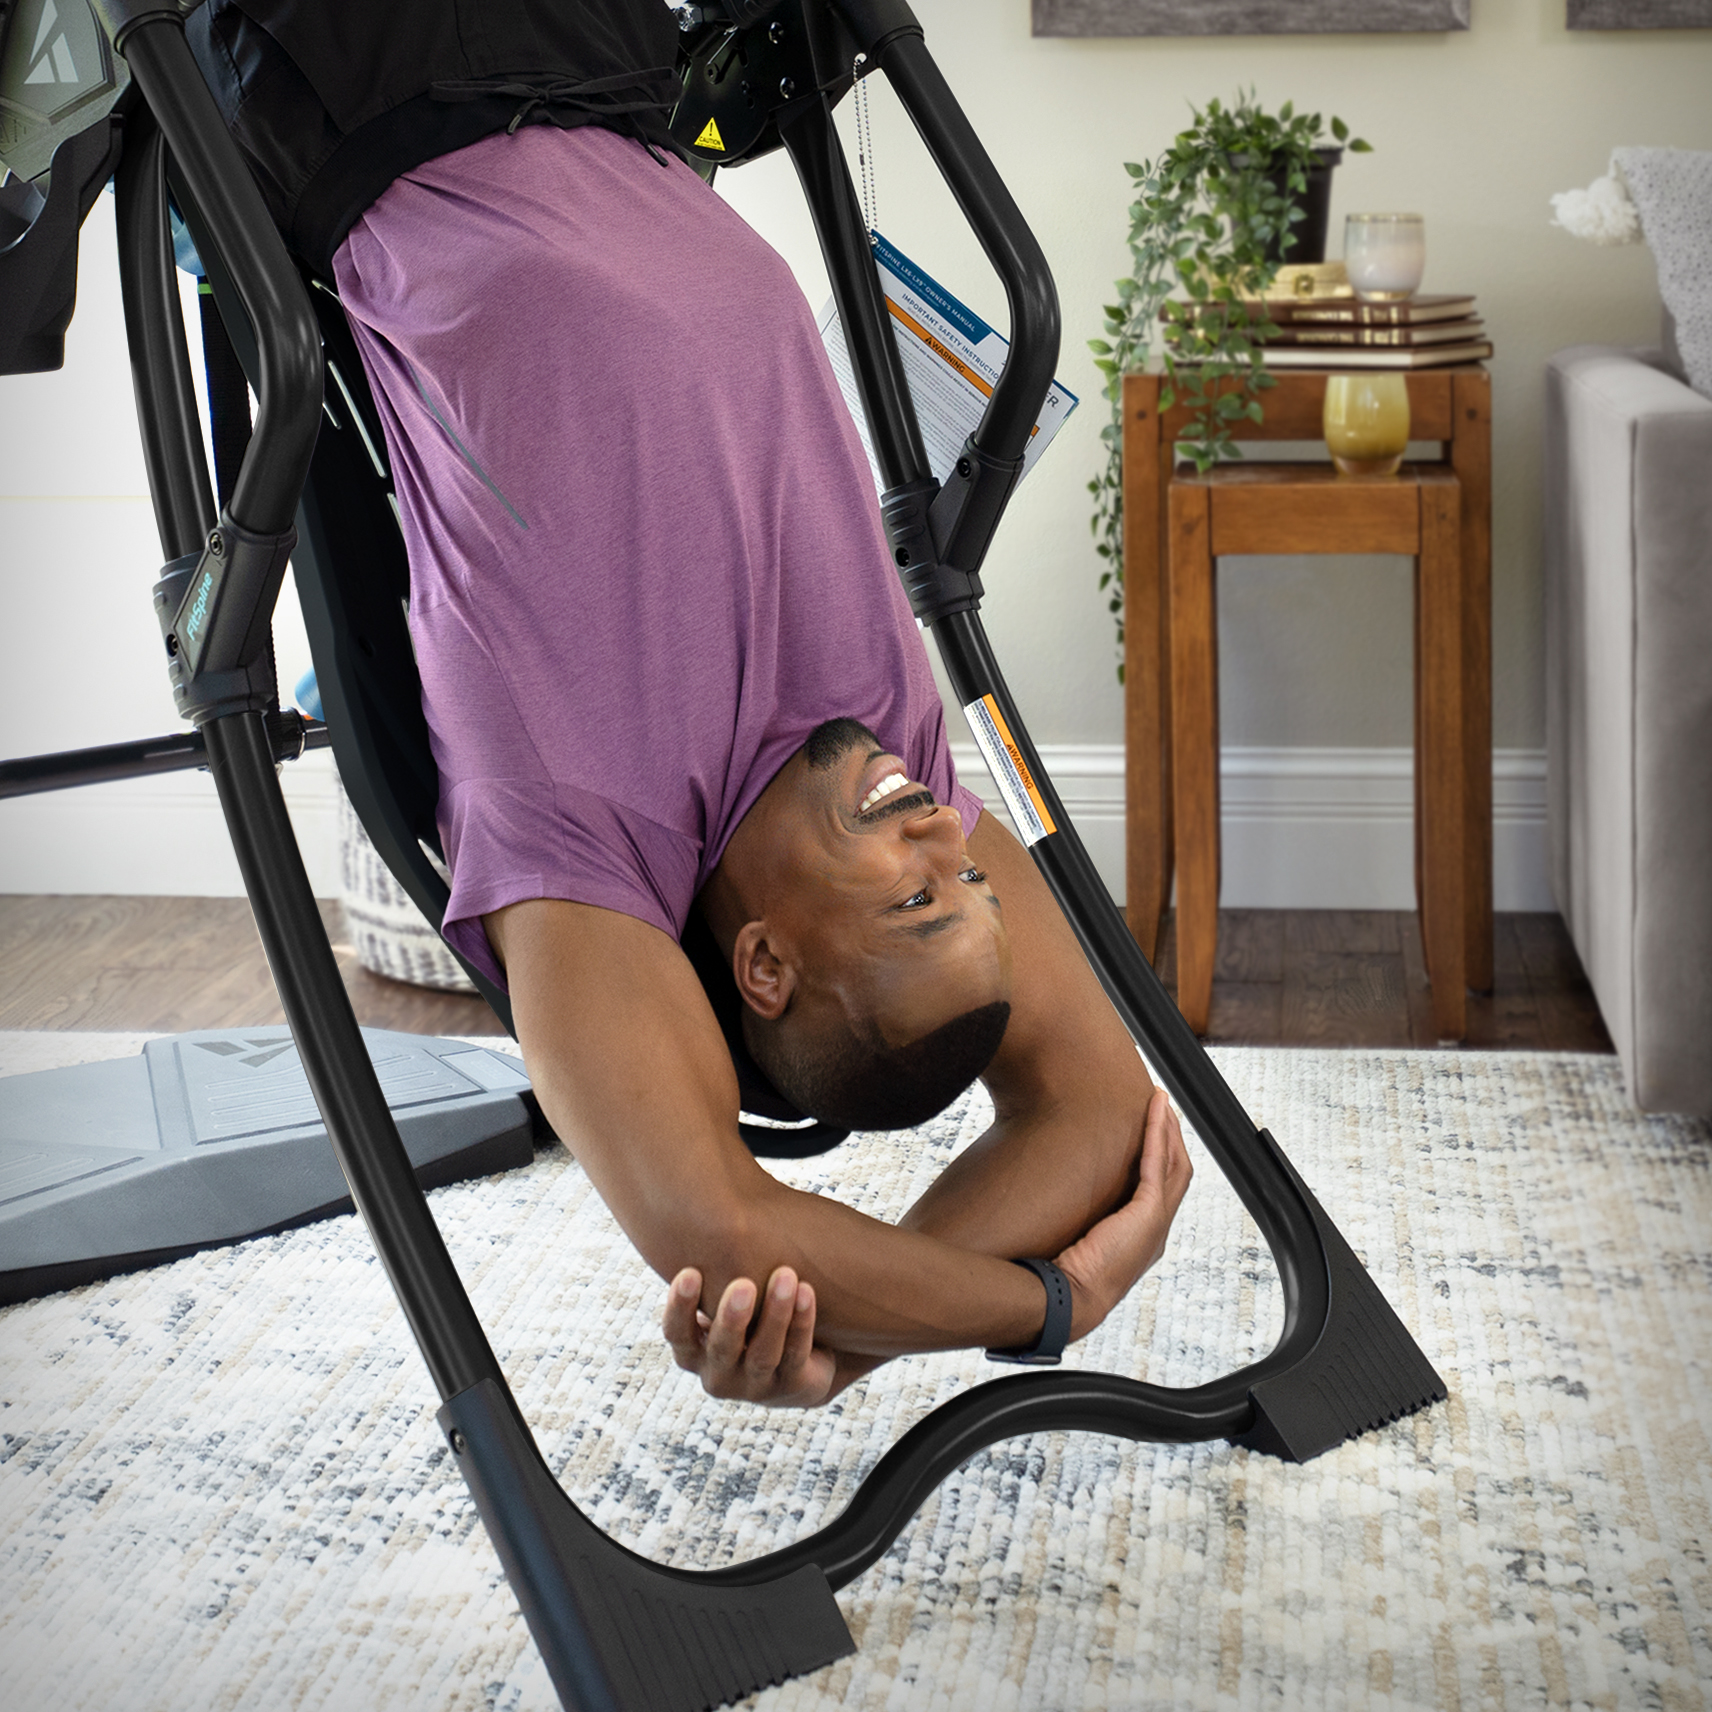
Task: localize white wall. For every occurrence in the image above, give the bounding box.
[0,196,337,895]
[3,2,1707,904]
[715,0,1710,909]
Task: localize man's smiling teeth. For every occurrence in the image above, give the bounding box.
[859,772,910,815]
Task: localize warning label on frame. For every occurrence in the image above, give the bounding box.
[964,694,1056,847]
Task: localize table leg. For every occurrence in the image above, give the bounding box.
[1453,372,1494,993]
[1416,475,1467,1041]
[1157,442,1177,931]
[1413,560,1424,922]
[1168,481,1217,1036]
[1121,375,1168,959]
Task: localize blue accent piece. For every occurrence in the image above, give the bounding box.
[871,231,992,346]
[293,668,324,722]
[169,208,204,278]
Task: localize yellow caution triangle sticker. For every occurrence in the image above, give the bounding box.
[694,116,726,153]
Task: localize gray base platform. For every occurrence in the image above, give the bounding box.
[0,1030,540,1304]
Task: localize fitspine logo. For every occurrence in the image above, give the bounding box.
[22,0,83,88]
[183,568,216,644]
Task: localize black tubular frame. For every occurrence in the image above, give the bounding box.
[0,711,330,800]
[84,3,1444,1707]
[113,101,216,559]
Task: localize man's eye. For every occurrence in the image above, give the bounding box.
[900,888,931,909]
[960,867,986,884]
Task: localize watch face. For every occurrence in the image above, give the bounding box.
[0,0,128,184]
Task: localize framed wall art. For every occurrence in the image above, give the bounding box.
[1032,1,1471,34]
[1567,1,1712,25]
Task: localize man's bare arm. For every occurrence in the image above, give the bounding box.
[898,812,1172,1258]
[486,896,1179,1370]
[664,1081,1187,1406]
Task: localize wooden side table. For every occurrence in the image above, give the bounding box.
[1170,464,1466,1039]
[1120,366,1493,1032]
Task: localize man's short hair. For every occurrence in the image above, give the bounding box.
[745,1001,1011,1132]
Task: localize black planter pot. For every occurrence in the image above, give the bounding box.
[1232,146,1344,266]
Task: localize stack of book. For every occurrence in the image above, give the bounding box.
[1171,294,1492,369]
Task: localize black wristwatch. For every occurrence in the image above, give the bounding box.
[984,1257,1073,1366]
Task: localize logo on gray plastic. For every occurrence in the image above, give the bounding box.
[195,1037,299,1071]
[23,1,82,89]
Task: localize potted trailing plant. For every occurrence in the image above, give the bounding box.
[1087,93,1371,676]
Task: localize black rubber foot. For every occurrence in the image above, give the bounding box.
[440,1379,855,1712]
[1239,1134,1448,1462]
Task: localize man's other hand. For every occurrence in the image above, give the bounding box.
[663,1265,839,1408]
[1054,1088,1193,1340]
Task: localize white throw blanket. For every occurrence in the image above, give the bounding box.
[1554,146,1712,398]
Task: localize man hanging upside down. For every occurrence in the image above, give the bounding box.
[189,0,1190,1407]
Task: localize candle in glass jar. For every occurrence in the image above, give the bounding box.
[1344,213,1426,302]
[1324,373,1411,478]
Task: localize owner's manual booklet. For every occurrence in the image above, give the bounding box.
[818,232,1077,491]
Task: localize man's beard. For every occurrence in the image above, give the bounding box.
[800,718,884,772]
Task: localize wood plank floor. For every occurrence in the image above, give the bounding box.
[0,896,1613,1053]
[1151,908,1613,1051]
[0,895,504,1038]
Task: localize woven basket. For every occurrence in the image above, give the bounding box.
[335,773,476,993]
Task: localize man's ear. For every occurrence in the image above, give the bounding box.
[733,920,797,1020]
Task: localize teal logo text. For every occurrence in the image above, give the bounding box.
[182,568,216,644]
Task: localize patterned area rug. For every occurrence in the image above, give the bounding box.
[1,1034,1708,1711]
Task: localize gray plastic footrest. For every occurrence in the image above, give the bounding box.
[439,1379,855,1712]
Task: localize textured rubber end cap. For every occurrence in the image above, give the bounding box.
[569,1555,852,1712]
[441,1379,853,1712]
[1238,1134,1448,1463]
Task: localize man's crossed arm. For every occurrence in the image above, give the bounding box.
[486,815,1192,1408]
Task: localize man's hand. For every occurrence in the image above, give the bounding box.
[1053,1089,1193,1340]
[662,1265,840,1408]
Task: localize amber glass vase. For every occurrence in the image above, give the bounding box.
[1323,373,1410,477]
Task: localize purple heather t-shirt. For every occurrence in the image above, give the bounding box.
[332,125,979,989]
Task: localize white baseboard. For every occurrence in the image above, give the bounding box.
[0,743,1551,913]
[0,750,340,897]
[951,743,1553,913]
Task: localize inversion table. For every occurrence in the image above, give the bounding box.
[0,3,1446,1707]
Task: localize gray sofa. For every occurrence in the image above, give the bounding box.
[1545,341,1712,1114]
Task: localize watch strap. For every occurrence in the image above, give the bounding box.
[984,1257,1072,1366]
